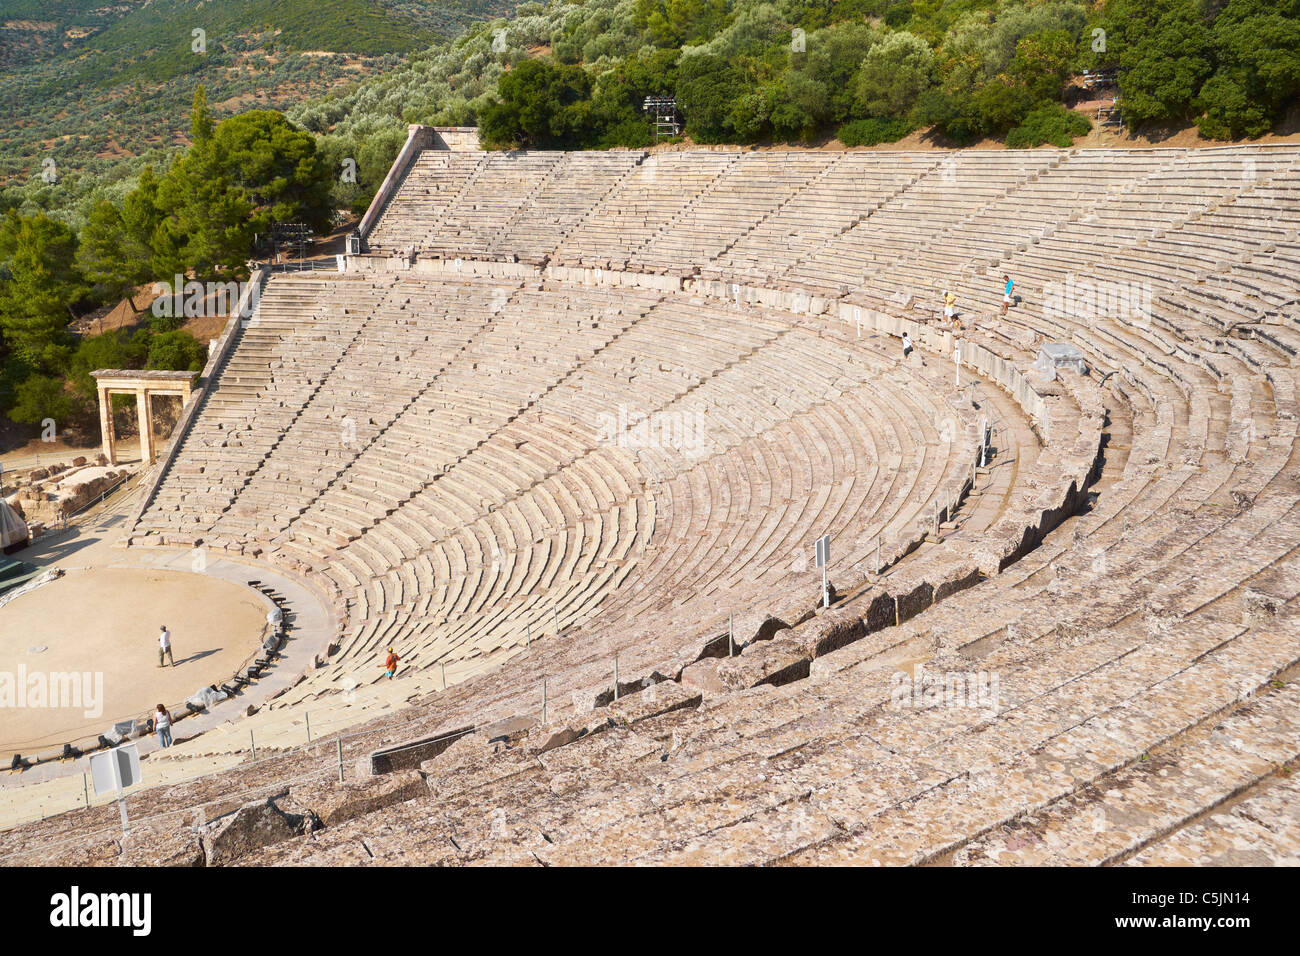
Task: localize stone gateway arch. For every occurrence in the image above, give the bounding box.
[91,369,195,466]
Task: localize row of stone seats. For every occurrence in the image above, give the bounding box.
[551,152,742,268]
[7,147,1295,859]
[782,151,1068,295]
[799,147,1292,303]
[284,227,1258,863]
[419,152,566,259]
[364,146,1298,319]
[213,278,516,545]
[709,153,943,283]
[3,333,1149,857]
[367,151,487,250]
[485,152,648,263]
[834,166,1299,864]
[277,286,662,569]
[844,149,1179,305]
[339,271,1289,866]
[369,151,650,263]
[113,275,1008,769]
[308,295,973,702]
[126,167,1107,770]
[89,153,1300,743]
[136,279,387,537]
[628,152,832,275]
[575,319,984,646]
[976,151,1300,310]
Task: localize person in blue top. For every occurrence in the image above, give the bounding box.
[1001,275,1015,316]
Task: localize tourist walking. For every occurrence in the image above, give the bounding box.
[1001,275,1015,316]
[154,705,173,748]
[382,647,400,679]
[158,625,174,667]
[901,331,914,360]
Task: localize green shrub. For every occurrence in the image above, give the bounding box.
[479,58,596,149]
[7,373,73,426]
[145,310,187,334]
[837,117,914,146]
[913,88,989,145]
[852,31,934,119]
[68,329,148,400]
[145,330,206,374]
[594,117,655,148]
[883,1,913,28]
[1005,104,1091,147]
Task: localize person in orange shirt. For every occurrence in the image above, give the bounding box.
[382,648,400,679]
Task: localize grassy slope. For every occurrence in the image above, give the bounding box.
[41,0,441,89]
[0,0,514,199]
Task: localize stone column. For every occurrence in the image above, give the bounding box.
[144,391,156,464]
[98,387,117,465]
[136,388,154,465]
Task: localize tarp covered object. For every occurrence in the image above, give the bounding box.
[0,500,28,551]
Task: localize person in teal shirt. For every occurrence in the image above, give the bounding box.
[1001,275,1015,316]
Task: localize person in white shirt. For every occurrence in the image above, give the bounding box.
[154,704,173,748]
[158,625,174,667]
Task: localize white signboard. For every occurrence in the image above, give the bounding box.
[90,744,141,797]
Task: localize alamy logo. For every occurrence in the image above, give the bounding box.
[0,667,103,718]
[151,275,259,319]
[1043,274,1151,327]
[889,665,1000,715]
[595,405,710,457]
[49,887,151,936]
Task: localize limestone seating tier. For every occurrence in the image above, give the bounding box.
[3,145,1297,865]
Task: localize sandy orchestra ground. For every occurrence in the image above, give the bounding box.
[0,567,266,753]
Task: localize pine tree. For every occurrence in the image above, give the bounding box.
[0,211,85,366]
[121,166,165,288]
[191,85,214,144]
[153,90,254,282]
[77,201,140,310]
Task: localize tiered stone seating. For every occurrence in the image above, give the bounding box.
[4,144,1297,867]
[629,152,833,275]
[366,151,487,251]
[551,151,741,268]
[709,152,943,284]
[135,278,386,541]
[419,151,565,259]
[855,149,1174,304]
[206,277,508,547]
[487,152,646,263]
[118,272,1004,758]
[782,151,1065,295]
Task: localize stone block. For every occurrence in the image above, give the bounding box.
[201,795,313,866]
[286,769,426,828]
[716,637,809,691]
[606,681,701,726]
[680,657,728,698]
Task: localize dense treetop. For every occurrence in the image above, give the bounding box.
[0,90,335,431]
